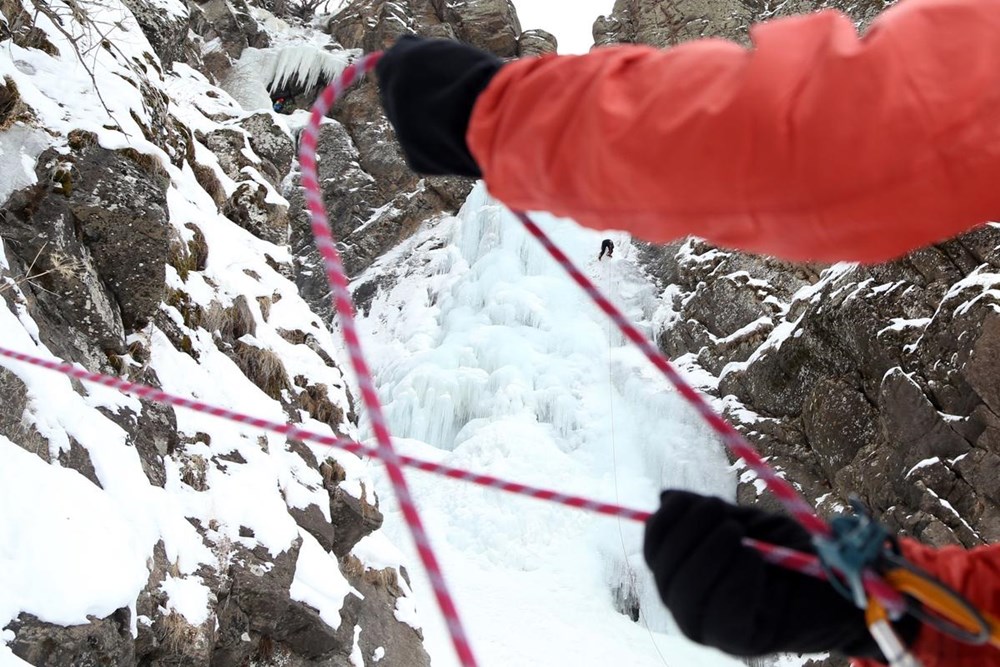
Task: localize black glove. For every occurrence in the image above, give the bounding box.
[643,490,913,659]
[375,35,503,178]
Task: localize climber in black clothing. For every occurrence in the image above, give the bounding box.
[598,238,614,261]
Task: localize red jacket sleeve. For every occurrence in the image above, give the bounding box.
[466,0,1000,264]
[852,539,1000,667]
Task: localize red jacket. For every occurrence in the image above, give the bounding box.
[467,0,1000,264]
[852,539,1000,667]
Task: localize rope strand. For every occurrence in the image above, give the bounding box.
[299,51,477,666]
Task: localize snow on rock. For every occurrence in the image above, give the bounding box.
[0,437,149,627]
[0,0,412,664]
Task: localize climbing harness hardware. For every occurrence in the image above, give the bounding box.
[882,552,999,648]
[813,498,894,609]
[866,598,922,667]
[809,499,994,662]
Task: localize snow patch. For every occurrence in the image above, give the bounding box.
[0,437,149,628]
[289,533,354,630]
[160,574,211,625]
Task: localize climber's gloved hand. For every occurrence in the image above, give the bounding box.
[643,490,913,659]
[375,35,503,179]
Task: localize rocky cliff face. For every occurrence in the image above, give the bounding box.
[295,0,553,320]
[0,0,548,665]
[593,0,892,47]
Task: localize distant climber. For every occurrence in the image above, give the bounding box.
[271,90,293,114]
[598,239,614,261]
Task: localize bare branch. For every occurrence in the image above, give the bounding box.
[25,0,128,136]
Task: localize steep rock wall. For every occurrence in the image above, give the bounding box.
[0,0,450,664]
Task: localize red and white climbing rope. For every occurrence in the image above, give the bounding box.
[0,343,899,604]
[0,345,650,522]
[298,51,479,667]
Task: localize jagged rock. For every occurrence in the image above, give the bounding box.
[960,313,1000,415]
[57,437,102,488]
[802,377,878,476]
[286,115,373,303]
[119,0,195,71]
[431,0,522,56]
[592,0,894,50]
[203,127,255,183]
[225,181,290,245]
[0,74,33,129]
[303,0,538,316]
[132,398,177,487]
[328,486,383,557]
[593,0,751,48]
[6,609,134,667]
[287,95,472,318]
[720,324,841,418]
[684,272,778,338]
[953,449,1000,508]
[328,0,424,52]
[902,458,1000,546]
[134,541,169,662]
[215,540,356,662]
[0,0,59,55]
[0,365,49,461]
[238,112,295,187]
[190,0,269,82]
[2,181,123,369]
[651,224,1000,544]
[340,560,431,667]
[207,123,291,244]
[1,144,170,365]
[289,504,338,553]
[879,369,970,466]
[69,147,171,331]
[518,28,558,56]
[316,0,527,280]
[330,0,524,54]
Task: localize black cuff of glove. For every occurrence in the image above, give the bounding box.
[643,490,885,657]
[376,35,503,178]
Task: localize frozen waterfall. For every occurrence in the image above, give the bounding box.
[353,184,746,666]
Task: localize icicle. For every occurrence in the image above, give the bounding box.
[264,46,355,94]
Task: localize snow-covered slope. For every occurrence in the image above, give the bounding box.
[0,1,426,665]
